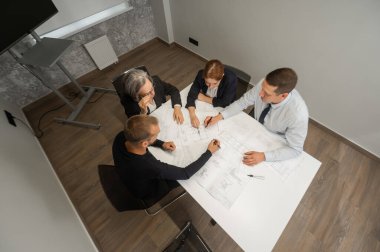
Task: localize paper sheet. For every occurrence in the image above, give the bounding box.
[157,108,221,147]
[153,104,305,209]
[263,153,306,181]
[193,132,248,208]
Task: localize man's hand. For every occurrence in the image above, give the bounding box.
[198,93,212,104]
[138,96,151,114]
[207,139,221,154]
[173,106,184,124]
[204,113,223,127]
[243,151,265,166]
[162,141,176,152]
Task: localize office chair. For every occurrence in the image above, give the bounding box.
[98,164,187,216]
[163,221,212,252]
[224,64,252,100]
[224,64,255,116]
[111,65,150,105]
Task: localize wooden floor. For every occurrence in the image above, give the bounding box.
[24,38,380,252]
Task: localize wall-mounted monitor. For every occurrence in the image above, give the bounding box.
[1,0,58,55]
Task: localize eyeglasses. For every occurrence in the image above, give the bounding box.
[139,83,155,99]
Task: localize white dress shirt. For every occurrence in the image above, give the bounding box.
[206,86,219,98]
[147,100,157,113]
[221,79,309,161]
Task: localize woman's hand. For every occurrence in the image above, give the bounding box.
[197,93,213,104]
[173,106,184,124]
[190,115,200,128]
[188,107,200,128]
[138,96,151,114]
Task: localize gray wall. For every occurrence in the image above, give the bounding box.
[0,98,97,252]
[168,0,380,157]
[151,0,170,43]
[0,0,156,107]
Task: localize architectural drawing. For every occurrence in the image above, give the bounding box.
[194,131,248,208]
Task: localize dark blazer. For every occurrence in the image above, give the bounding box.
[112,131,211,202]
[121,76,182,117]
[186,68,237,108]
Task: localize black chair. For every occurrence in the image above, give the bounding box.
[98,164,187,216]
[111,65,150,105]
[224,64,252,100]
[163,221,212,252]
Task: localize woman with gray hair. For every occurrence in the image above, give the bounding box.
[120,68,184,124]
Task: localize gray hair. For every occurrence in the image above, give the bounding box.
[122,69,153,101]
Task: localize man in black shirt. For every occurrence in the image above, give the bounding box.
[112,115,220,203]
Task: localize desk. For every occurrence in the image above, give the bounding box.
[150,85,321,251]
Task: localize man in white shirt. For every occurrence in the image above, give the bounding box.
[205,68,309,165]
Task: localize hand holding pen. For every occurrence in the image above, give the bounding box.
[162,141,176,152]
[207,139,221,154]
[204,113,223,128]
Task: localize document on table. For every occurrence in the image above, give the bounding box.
[157,108,221,147]
[193,131,249,209]
[154,106,305,208]
[153,145,196,167]
[263,153,306,181]
[151,86,322,252]
[222,118,303,181]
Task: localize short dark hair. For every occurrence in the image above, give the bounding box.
[266,68,297,94]
[123,115,158,143]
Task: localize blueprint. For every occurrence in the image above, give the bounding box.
[193,131,248,208]
[263,153,306,180]
[152,105,305,209]
[157,108,221,147]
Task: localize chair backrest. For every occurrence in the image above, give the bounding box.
[98,164,145,212]
[224,64,252,100]
[111,65,150,102]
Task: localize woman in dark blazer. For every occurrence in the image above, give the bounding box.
[186,59,237,128]
[120,68,184,124]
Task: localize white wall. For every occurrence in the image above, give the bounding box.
[151,0,174,43]
[168,0,380,157]
[151,0,169,42]
[35,0,127,35]
[0,99,97,252]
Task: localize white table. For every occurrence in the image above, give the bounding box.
[149,86,321,252]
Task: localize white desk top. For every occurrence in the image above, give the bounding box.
[150,85,321,251]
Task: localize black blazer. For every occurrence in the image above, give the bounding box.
[186,68,237,108]
[121,76,182,117]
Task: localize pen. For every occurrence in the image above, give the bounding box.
[213,139,221,148]
[205,116,213,128]
[197,128,201,136]
[247,174,265,180]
